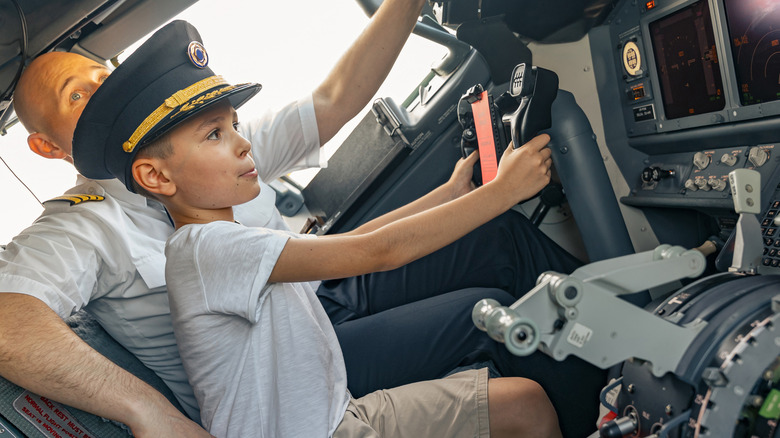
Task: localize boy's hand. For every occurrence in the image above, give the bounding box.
[492,134,553,203]
[446,150,479,201]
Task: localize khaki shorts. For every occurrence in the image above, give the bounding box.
[333,368,490,438]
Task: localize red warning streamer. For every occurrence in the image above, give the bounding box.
[471,91,499,183]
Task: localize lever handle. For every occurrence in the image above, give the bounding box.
[728,169,764,273]
[729,169,761,215]
[503,64,559,148]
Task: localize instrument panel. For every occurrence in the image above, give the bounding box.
[601,0,780,273]
[649,0,725,121]
[614,0,780,137]
[724,0,780,107]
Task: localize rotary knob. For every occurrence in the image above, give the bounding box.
[684,179,698,192]
[708,177,727,192]
[695,178,711,191]
[693,152,711,171]
[642,167,675,183]
[720,153,737,167]
[748,147,769,168]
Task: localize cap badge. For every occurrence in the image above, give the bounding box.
[187,41,208,68]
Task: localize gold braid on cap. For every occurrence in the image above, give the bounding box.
[122,75,228,153]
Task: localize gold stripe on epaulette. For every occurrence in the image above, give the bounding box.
[43,195,105,205]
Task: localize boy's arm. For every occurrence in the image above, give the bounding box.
[312,0,427,145]
[0,293,211,438]
[271,135,552,283]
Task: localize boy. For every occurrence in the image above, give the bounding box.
[73,21,563,438]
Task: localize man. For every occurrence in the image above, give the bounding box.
[1,3,605,438]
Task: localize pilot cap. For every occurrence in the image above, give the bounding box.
[73,20,261,192]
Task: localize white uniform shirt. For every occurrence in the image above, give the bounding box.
[166,222,350,438]
[0,95,323,423]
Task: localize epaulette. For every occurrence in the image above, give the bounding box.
[43,194,105,206]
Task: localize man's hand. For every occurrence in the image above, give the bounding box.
[124,390,213,437]
[130,407,214,438]
[492,134,553,203]
[445,150,479,201]
[0,294,213,438]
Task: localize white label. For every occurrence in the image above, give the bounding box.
[12,392,95,438]
[567,322,593,348]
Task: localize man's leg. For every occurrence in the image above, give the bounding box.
[325,210,602,436]
[318,210,581,324]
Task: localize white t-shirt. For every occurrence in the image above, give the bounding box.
[0,95,323,422]
[165,221,350,438]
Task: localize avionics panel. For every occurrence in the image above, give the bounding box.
[722,0,780,106]
[649,0,725,120]
[593,0,780,263]
[613,0,780,140]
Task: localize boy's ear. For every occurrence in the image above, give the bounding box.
[132,158,176,197]
[28,133,69,160]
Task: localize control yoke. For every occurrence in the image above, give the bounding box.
[472,169,764,377]
[457,63,559,186]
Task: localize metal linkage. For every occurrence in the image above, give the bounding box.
[474,244,707,377]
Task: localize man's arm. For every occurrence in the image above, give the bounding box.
[0,293,211,437]
[312,0,427,145]
[272,135,552,283]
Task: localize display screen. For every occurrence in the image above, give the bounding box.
[723,0,780,106]
[649,0,725,120]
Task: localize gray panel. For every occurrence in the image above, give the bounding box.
[73,0,197,60]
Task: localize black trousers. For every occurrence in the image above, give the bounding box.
[317,210,607,437]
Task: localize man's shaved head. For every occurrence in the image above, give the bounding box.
[14,51,111,160]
